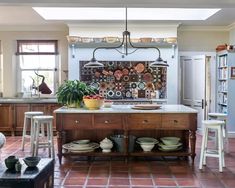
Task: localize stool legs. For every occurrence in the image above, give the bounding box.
[199,126,207,169]
[33,118,55,158]
[21,115,27,151]
[199,124,225,172]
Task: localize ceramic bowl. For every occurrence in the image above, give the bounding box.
[137,137,158,144]
[5,156,19,170]
[160,137,180,145]
[23,157,41,167]
[83,99,104,110]
[103,101,113,108]
[140,143,155,152]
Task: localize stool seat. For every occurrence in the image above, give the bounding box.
[208,113,227,119]
[33,115,54,121]
[21,111,44,152]
[199,120,225,172]
[25,111,44,116]
[202,120,225,125]
[32,115,55,158]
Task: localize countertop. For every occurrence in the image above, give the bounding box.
[54,104,198,114]
[0,98,166,104]
[0,98,58,103]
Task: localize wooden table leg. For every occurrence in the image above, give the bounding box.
[57,131,63,165]
[189,130,196,164]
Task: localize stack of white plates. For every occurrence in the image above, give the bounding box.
[158,137,182,151]
[62,139,99,153]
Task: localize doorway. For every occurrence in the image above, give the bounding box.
[180,55,212,132]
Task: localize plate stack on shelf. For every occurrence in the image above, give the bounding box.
[158,137,182,152]
[136,137,159,152]
[62,139,99,153]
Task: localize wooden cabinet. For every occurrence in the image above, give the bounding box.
[0,104,14,135]
[14,104,30,132]
[127,114,161,130]
[55,111,197,165]
[0,102,61,134]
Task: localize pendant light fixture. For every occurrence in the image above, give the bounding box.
[84,7,168,68]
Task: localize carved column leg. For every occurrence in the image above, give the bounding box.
[189,130,196,164]
[57,131,64,165]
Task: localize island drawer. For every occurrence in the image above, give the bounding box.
[93,114,123,129]
[127,114,161,129]
[161,114,190,129]
[61,114,92,130]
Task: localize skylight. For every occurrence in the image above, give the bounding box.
[33,7,220,21]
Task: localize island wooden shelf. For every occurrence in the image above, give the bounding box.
[54,105,197,165]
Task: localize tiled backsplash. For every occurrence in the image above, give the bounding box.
[80,61,167,99]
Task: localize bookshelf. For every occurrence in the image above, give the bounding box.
[216,50,235,134]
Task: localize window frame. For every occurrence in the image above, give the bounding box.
[16,40,59,95]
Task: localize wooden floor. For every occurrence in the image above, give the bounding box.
[1,135,235,188]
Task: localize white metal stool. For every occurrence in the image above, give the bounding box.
[208,113,228,152]
[32,115,55,158]
[199,120,225,172]
[21,111,43,152]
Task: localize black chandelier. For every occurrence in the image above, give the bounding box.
[84,7,169,68]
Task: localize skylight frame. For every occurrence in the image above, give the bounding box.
[33,7,221,21]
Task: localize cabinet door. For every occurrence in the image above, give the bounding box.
[14,104,30,132]
[47,103,62,130]
[47,103,61,115]
[31,103,47,114]
[0,104,14,133]
[127,114,162,130]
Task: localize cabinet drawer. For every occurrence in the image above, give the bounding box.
[127,114,161,130]
[62,114,92,130]
[94,114,123,129]
[162,114,190,129]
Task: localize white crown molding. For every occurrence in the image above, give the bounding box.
[227,22,235,30]
[178,25,229,32]
[67,23,180,29]
[0,24,68,31]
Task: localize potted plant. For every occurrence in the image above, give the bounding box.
[56,80,96,108]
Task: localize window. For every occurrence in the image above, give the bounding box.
[16,40,58,95]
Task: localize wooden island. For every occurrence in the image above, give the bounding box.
[54,105,197,164]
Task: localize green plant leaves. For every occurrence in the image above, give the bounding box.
[56,80,96,106]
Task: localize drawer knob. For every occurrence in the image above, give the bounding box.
[174,120,178,123]
[75,120,80,124]
[104,120,109,124]
[142,120,148,124]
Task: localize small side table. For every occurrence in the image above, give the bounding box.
[0,158,54,188]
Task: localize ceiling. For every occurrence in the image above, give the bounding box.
[1,0,235,28]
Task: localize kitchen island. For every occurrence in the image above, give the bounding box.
[54,105,197,164]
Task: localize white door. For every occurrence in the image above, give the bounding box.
[180,55,208,131]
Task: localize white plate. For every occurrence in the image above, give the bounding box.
[158,142,182,149]
[72,139,90,144]
[63,142,99,151]
[158,146,183,152]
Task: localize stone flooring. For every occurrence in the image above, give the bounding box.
[1,135,235,188]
